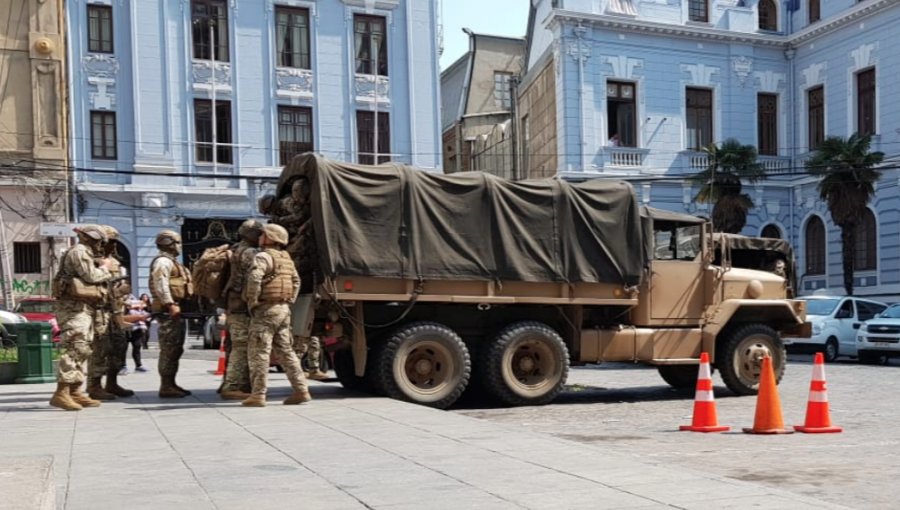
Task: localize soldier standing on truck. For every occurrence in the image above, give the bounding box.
[87,226,139,400]
[219,219,263,400]
[241,223,310,407]
[49,225,114,411]
[149,230,194,398]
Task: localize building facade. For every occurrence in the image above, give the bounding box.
[0,0,69,307]
[513,0,900,300]
[67,0,441,293]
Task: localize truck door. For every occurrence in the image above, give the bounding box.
[649,224,705,321]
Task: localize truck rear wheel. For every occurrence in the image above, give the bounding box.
[657,365,701,390]
[483,321,569,406]
[376,322,470,409]
[717,323,785,396]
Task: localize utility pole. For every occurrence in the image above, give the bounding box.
[373,27,380,165]
[209,18,218,175]
[0,209,14,309]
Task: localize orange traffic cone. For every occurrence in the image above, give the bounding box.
[795,353,842,433]
[214,329,226,376]
[680,352,730,432]
[743,355,793,434]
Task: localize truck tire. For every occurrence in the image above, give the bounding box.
[657,365,700,390]
[376,322,470,409]
[717,323,785,396]
[333,350,366,391]
[483,321,569,406]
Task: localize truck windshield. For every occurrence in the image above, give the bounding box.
[653,225,701,261]
[805,299,839,316]
[881,305,900,319]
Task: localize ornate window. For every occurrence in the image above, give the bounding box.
[191,0,229,62]
[357,111,390,164]
[757,93,778,156]
[87,5,114,53]
[278,106,313,166]
[758,0,777,31]
[354,15,388,76]
[686,87,713,150]
[688,0,708,22]
[275,7,310,69]
[194,99,233,164]
[90,111,117,160]
[809,0,820,23]
[808,86,824,150]
[805,216,826,275]
[854,209,877,271]
[608,81,637,147]
[857,68,876,136]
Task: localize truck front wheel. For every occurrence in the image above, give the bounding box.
[483,321,569,406]
[717,323,785,396]
[377,322,471,409]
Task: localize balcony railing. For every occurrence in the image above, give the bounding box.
[601,147,649,169]
[758,155,792,174]
[682,151,792,175]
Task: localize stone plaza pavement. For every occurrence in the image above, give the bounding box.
[0,359,846,510]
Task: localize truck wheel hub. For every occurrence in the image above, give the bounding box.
[518,356,536,373]
[414,359,433,376]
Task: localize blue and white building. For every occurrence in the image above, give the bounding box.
[66,0,441,290]
[521,0,900,299]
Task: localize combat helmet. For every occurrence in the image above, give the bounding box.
[155,230,182,247]
[99,225,120,241]
[75,224,108,244]
[238,219,264,241]
[262,223,289,246]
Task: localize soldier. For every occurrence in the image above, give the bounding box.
[296,335,328,380]
[149,230,194,398]
[242,223,310,407]
[219,219,263,400]
[49,225,114,411]
[87,226,143,401]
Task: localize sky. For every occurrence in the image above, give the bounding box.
[440,0,531,70]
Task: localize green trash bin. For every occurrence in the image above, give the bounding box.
[15,322,56,384]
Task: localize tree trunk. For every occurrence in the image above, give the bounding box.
[841,225,856,296]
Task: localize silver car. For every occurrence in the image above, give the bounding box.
[856,303,900,364]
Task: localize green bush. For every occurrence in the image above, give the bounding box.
[0,347,17,363]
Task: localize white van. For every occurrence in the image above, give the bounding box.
[783,296,887,361]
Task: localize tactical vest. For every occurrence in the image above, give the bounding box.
[225,243,254,312]
[52,245,105,304]
[150,254,191,304]
[259,249,295,304]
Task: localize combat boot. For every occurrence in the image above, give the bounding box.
[159,375,189,398]
[221,390,251,401]
[306,369,329,381]
[69,383,102,407]
[105,370,135,397]
[49,383,82,411]
[86,377,117,401]
[283,389,312,405]
[241,394,267,407]
[172,380,192,396]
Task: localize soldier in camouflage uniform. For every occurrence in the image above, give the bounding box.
[87,226,142,400]
[242,223,310,407]
[219,219,263,401]
[149,230,194,398]
[296,335,328,380]
[49,225,114,411]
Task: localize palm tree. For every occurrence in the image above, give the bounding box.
[806,133,884,296]
[690,138,766,233]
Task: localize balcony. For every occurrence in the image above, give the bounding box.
[601,147,649,169]
[680,151,792,176]
[275,67,314,100]
[758,155,792,175]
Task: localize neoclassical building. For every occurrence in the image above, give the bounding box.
[67,0,441,293]
[512,0,900,300]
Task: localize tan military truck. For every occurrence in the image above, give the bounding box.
[275,154,809,409]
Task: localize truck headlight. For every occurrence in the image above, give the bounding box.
[859,323,868,332]
[812,323,822,336]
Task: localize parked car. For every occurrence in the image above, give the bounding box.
[0,308,28,346]
[14,297,60,341]
[855,303,900,364]
[783,295,887,361]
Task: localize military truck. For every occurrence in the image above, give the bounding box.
[274,154,809,409]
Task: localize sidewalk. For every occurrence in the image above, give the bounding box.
[0,359,845,510]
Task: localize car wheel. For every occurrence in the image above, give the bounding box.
[824,337,839,362]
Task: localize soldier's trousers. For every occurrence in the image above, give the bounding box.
[248,303,307,396]
[223,312,251,392]
[157,317,186,378]
[295,335,321,370]
[89,313,128,377]
[56,300,96,385]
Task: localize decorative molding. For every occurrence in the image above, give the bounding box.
[142,193,168,208]
[849,42,877,71]
[354,74,390,104]
[681,63,719,86]
[174,199,250,212]
[601,55,643,79]
[191,61,233,93]
[754,70,785,93]
[340,0,400,12]
[731,56,753,87]
[800,62,826,87]
[83,55,119,110]
[275,67,314,99]
[82,54,119,79]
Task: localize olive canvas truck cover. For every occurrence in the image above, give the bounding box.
[277,154,646,287]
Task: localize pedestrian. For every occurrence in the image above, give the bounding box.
[149,230,194,398]
[220,219,263,401]
[49,225,113,411]
[125,294,150,372]
[242,223,310,407]
[608,133,620,147]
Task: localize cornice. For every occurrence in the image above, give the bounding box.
[788,0,900,46]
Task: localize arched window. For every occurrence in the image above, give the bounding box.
[805,216,825,275]
[761,224,781,239]
[854,209,877,271]
[759,0,777,31]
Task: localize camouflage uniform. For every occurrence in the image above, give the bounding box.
[221,221,262,398]
[50,226,113,411]
[149,230,193,398]
[243,224,309,406]
[295,335,327,379]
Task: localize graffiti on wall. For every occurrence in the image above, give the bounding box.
[0,279,51,296]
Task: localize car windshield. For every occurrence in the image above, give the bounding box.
[15,301,53,313]
[805,299,840,316]
[881,306,900,319]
